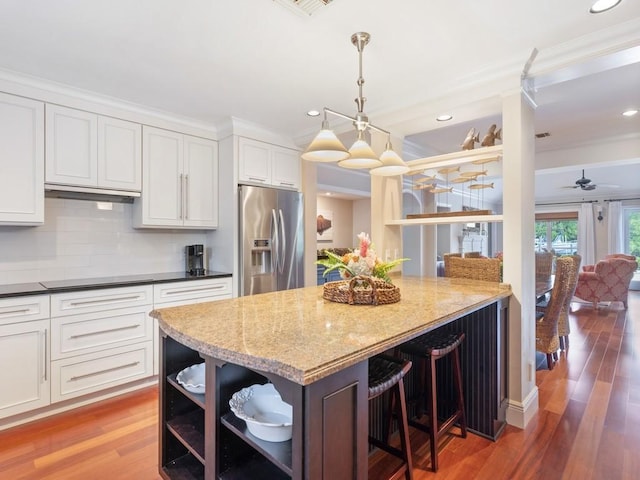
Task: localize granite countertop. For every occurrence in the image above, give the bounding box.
[151,276,511,386]
[0,271,232,298]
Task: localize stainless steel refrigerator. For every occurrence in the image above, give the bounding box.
[239,185,304,296]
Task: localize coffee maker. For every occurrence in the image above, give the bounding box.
[185,244,206,276]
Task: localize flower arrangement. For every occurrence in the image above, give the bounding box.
[317,232,408,283]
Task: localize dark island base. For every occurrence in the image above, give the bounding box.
[159,298,508,479]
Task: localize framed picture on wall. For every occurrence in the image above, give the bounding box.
[317,209,333,241]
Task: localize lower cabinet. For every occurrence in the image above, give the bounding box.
[51,342,153,402]
[0,276,233,425]
[0,295,50,419]
[152,277,232,375]
[49,285,154,403]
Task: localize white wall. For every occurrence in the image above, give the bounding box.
[352,198,371,240]
[0,198,211,284]
[316,196,355,250]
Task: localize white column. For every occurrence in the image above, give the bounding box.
[302,160,318,287]
[370,134,403,266]
[502,90,538,428]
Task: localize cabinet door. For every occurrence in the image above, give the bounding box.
[0,93,44,225]
[184,135,218,228]
[98,116,142,191]
[271,145,300,190]
[0,319,50,419]
[238,137,271,185]
[137,126,184,227]
[45,104,98,187]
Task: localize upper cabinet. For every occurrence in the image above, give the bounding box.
[133,126,218,229]
[238,137,300,190]
[45,104,141,193]
[0,92,44,225]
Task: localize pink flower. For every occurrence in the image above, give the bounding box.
[357,232,370,258]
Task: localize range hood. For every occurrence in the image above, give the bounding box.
[44,184,140,204]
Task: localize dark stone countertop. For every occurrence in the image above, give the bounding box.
[0,271,232,298]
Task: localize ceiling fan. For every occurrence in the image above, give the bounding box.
[561,169,619,191]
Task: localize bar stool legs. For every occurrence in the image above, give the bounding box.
[368,354,413,480]
[400,331,467,472]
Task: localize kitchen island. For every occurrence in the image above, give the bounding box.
[152,276,511,479]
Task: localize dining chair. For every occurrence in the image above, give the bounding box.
[535,251,554,278]
[446,256,501,282]
[443,253,462,277]
[535,256,575,369]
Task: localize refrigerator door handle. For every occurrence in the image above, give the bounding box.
[278,209,286,273]
[271,208,279,273]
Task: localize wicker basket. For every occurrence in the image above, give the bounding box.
[323,275,400,305]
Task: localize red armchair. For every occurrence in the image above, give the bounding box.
[574,256,638,308]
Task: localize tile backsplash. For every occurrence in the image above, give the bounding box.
[0,198,209,284]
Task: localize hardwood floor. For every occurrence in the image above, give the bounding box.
[1,292,638,479]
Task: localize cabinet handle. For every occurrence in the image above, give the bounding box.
[43,328,48,382]
[279,182,294,186]
[248,177,266,183]
[69,324,140,339]
[179,173,184,219]
[185,174,189,220]
[0,308,31,317]
[69,361,141,381]
[68,295,142,307]
[164,284,226,296]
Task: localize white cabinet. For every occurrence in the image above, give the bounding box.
[0,295,50,419]
[134,126,218,229]
[0,93,44,225]
[153,277,232,306]
[49,286,154,403]
[238,137,300,190]
[152,277,232,374]
[45,104,141,192]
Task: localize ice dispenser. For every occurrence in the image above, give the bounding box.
[251,239,273,275]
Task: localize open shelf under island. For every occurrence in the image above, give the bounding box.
[152,276,512,479]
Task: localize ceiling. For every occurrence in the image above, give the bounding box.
[0,0,639,203]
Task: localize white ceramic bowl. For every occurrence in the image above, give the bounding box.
[229,383,293,442]
[176,363,205,394]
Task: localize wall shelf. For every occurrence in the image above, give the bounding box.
[406,144,503,174]
[386,214,503,226]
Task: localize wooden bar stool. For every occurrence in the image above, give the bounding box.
[368,354,413,480]
[399,331,467,472]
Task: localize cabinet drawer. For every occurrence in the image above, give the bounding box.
[51,306,153,360]
[51,342,153,403]
[51,285,152,317]
[0,295,49,326]
[154,278,232,305]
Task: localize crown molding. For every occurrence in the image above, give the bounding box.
[0,67,218,139]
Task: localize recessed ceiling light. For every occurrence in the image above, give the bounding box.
[436,114,453,122]
[325,192,332,196]
[307,110,320,117]
[622,109,638,117]
[589,0,622,13]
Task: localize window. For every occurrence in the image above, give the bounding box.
[623,207,640,267]
[535,212,579,256]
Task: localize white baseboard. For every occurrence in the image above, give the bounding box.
[506,386,539,429]
[0,377,158,431]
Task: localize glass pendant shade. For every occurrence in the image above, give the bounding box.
[339,136,382,169]
[301,127,350,162]
[370,145,409,176]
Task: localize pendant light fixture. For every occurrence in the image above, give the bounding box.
[302,32,409,176]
